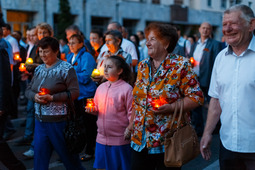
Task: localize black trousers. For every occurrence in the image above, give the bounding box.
[74,98,97,155]
[131,148,181,170]
[219,141,255,170]
[0,114,26,170]
[191,86,210,136]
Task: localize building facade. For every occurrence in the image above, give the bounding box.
[1,0,254,40]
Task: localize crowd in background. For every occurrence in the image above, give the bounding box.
[0,3,255,170]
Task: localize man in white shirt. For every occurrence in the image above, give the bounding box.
[2,24,20,58]
[175,25,191,56]
[99,22,138,67]
[137,30,149,60]
[27,27,39,59]
[200,4,255,169]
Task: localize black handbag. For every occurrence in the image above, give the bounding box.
[63,91,87,154]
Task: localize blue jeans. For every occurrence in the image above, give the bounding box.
[34,120,85,170]
[24,99,35,138]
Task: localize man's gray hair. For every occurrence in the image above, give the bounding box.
[65,25,80,34]
[224,4,254,23]
[109,21,122,30]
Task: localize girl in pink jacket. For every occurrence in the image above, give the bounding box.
[86,55,133,170]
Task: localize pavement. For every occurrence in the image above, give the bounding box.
[0,99,220,170]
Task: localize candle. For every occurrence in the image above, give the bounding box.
[91,69,100,78]
[38,88,50,96]
[14,54,21,61]
[151,97,167,110]
[19,63,26,72]
[190,57,195,66]
[25,58,34,65]
[86,98,95,108]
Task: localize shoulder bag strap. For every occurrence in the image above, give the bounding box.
[169,101,178,130]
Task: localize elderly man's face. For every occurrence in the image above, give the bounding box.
[222,11,253,48]
[66,30,77,41]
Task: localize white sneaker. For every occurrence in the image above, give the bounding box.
[23,149,34,159]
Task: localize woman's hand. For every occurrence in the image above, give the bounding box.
[124,126,132,140]
[85,106,97,113]
[21,72,32,81]
[91,75,104,83]
[34,94,53,104]
[153,103,175,114]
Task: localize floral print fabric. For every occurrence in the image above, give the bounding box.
[131,54,204,149]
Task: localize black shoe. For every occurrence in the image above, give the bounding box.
[15,137,33,146]
[20,120,26,127]
[3,130,17,141]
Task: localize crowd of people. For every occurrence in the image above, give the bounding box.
[0,3,255,170]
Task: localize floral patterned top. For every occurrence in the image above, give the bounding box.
[131,54,204,150]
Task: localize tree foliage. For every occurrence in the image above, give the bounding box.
[57,0,74,39]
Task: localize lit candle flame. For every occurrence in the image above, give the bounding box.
[26,58,34,65]
[38,88,50,96]
[19,63,26,72]
[86,98,95,108]
[91,69,100,78]
[190,57,195,65]
[14,54,21,61]
[151,97,168,110]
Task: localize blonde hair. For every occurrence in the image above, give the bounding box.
[36,23,54,37]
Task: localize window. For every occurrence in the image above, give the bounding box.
[230,0,242,6]
[7,10,33,37]
[248,1,252,7]
[236,0,242,4]
[174,0,183,5]
[91,16,110,34]
[152,0,160,4]
[122,0,141,2]
[123,19,138,35]
[221,0,227,8]
[207,0,212,7]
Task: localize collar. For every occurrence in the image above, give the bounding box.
[145,54,176,70]
[4,34,11,40]
[198,38,208,44]
[105,79,125,87]
[225,35,255,56]
[70,46,86,64]
[107,48,124,56]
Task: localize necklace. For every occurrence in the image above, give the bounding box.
[151,60,157,76]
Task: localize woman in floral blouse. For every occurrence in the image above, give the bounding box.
[130,23,204,170]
